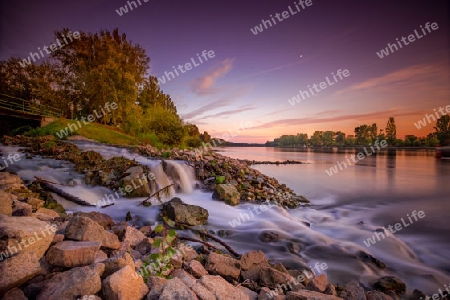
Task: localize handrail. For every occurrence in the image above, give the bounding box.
[0,93,63,118]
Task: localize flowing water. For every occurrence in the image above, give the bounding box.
[1,143,449,294]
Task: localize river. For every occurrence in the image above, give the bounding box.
[1,143,449,294]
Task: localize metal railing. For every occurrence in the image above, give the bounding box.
[0,93,63,118]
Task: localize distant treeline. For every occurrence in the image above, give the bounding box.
[266,117,449,147]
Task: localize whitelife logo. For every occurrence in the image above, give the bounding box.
[363,210,425,247]
[250,0,313,35]
[18,31,81,67]
[376,22,439,59]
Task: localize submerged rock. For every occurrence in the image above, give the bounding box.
[372,276,406,295]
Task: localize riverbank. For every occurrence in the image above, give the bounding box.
[0,136,432,299]
[0,171,416,299]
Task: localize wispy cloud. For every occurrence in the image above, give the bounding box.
[182,86,251,120]
[191,59,234,95]
[252,108,424,130]
[336,64,447,95]
[195,105,256,121]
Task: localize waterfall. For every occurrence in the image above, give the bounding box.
[147,160,196,202]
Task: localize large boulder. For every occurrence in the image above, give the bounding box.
[198,275,250,300]
[205,252,241,282]
[213,184,240,206]
[0,251,42,296]
[158,277,198,300]
[240,250,270,281]
[0,214,56,259]
[46,241,101,268]
[65,216,120,249]
[340,281,366,300]
[0,190,12,215]
[120,166,151,197]
[161,197,209,226]
[259,266,294,290]
[102,265,149,300]
[74,211,115,229]
[37,263,105,300]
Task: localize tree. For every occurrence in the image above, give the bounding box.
[138,76,177,114]
[434,115,450,146]
[309,131,323,147]
[51,28,150,124]
[385,117,396,145]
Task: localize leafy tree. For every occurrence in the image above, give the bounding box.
[309,131,323,147]
[51,28,149,124]
[200,131,211,143]
[385,117,397,145]
[434,115,450,146]
[138,76,177,114]
[184,124,200,137]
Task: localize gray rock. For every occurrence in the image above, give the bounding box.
[161,197,209,226]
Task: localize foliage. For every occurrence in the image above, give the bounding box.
[141,106,185,146]
[185,137,202,148]
[1,28,189,148]
[142,218,177,279]
[385,117,397,145]
[434,115,450,146]
[215,176,226,184]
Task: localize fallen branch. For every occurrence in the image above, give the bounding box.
[35,177,95,207]
[178,236,216,253]
[141,184,175,205]
[174,221,240,258]
[199,230,241,258]
[35,176,73,187]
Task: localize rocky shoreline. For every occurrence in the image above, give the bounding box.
[0,135,427,299]
[0,172,417,300]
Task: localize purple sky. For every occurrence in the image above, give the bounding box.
[1,0,449,142]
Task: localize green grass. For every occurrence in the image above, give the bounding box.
[23,119,184,148]
[25,119,139,146]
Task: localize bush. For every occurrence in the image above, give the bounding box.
[185,137,202,148]
[143,107,184,146]
[138,132,164,148]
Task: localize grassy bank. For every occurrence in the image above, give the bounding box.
[23,119,139,146]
